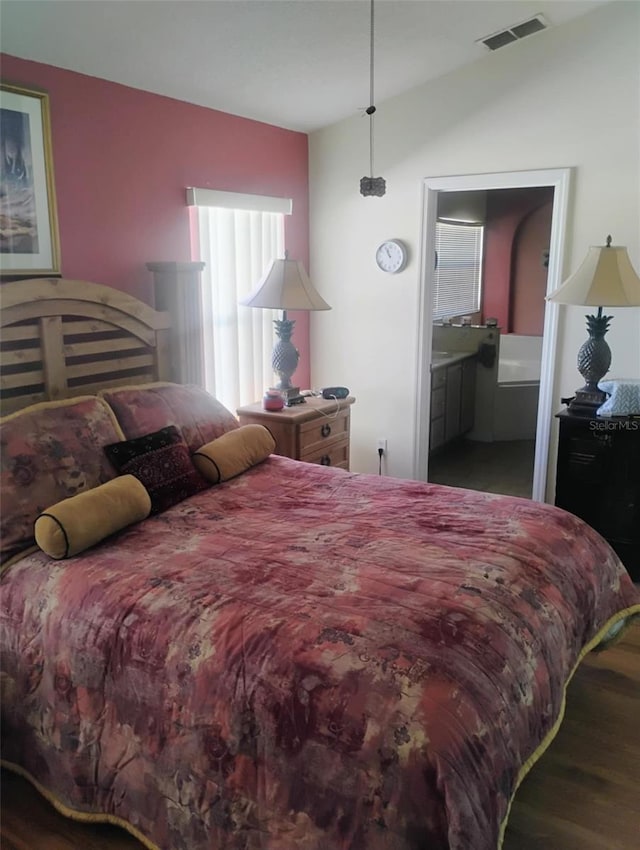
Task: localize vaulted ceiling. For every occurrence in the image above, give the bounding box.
[1,0,608,132]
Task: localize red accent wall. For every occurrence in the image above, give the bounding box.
[1,55,311,387]
[511,202,553,335]
[482,187,553,334]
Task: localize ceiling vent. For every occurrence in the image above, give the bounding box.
[478,14,548,51]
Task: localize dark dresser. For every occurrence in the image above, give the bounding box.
[555,410,640,582]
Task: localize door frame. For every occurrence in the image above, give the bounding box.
[413,167,572,502]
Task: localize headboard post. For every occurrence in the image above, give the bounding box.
[40,316,67,400]
[147,261,206,387]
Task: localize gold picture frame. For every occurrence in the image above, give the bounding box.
[0,82,61,276]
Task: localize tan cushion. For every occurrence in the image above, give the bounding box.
[192,424,275,484]
[34,475,151,559]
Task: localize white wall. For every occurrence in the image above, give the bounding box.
[308,1,640,490]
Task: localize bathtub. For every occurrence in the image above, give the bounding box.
[494,335,542,441]
[498,358,541,385]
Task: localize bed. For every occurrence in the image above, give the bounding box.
[1,278,638,850]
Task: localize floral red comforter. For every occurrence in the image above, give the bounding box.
[1,457,638,850]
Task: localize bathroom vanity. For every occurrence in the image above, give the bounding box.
[430,352,477,453]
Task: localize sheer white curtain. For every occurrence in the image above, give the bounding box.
[195,206,284,413]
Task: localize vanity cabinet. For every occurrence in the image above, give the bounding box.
[430,369,447,452]
[430,355,476,453]
[460,357,477,434]
[445,363,463,443]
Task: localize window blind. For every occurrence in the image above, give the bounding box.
[193,203,285,413]
[433,222,484,320]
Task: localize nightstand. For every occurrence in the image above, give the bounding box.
[555,410,640,581]
[237,396,355,469]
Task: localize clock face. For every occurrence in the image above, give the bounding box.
[375,239,407,274]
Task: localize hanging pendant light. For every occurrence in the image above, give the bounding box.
[360,0,386,197]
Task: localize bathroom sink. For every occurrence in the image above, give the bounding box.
[432,351,454,361]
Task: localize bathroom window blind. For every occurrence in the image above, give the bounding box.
[432,222,484,320]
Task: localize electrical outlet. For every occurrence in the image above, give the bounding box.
[377,439,387,453]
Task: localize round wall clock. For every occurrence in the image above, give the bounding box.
[375,239,408,274]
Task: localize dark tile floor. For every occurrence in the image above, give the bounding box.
[428,438,536,498]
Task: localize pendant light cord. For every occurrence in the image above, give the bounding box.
[369,0,375,109]
[360,0,385,195]
[369,0,375,177]
[369,116,375,179]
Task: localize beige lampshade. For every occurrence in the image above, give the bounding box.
[242,258,331,311]
[547,240,640,307]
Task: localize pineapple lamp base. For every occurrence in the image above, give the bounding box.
[567,387,608,415]
[567,306,612,415]
[278,385,303,405]
[271,312,304,405]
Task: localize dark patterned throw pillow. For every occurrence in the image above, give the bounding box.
[104,425,210,514]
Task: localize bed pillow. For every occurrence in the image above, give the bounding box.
[35,475,151,559]
[104,425,210,513]
[0,396,125,565]
[192,424,275,484]
[100,382,239,452]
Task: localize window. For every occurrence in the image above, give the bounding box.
[432,221,484,320]
[189,189,291,414]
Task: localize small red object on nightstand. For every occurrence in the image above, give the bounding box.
[263,389,285,411]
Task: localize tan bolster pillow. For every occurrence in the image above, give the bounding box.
[192,424,275,484]
[34,475,152,559]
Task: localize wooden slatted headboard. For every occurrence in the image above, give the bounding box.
[0,278,172,414]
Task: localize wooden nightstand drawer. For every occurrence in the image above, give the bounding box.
[301,438,349,469]
[237,396,355,469]
[299,409,349,455]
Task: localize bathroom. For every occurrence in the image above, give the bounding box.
[428,186,553,497]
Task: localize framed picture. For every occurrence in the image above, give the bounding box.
[0,82,61,276]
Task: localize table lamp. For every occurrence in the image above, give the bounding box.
[241,253,331,404]
[547,235,640,414]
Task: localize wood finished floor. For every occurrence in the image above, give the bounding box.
[2,620,639,850]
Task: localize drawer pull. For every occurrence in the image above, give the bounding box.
[320,454,331,465]
[321,424,332,438]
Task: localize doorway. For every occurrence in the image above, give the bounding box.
[414,169,572,502]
